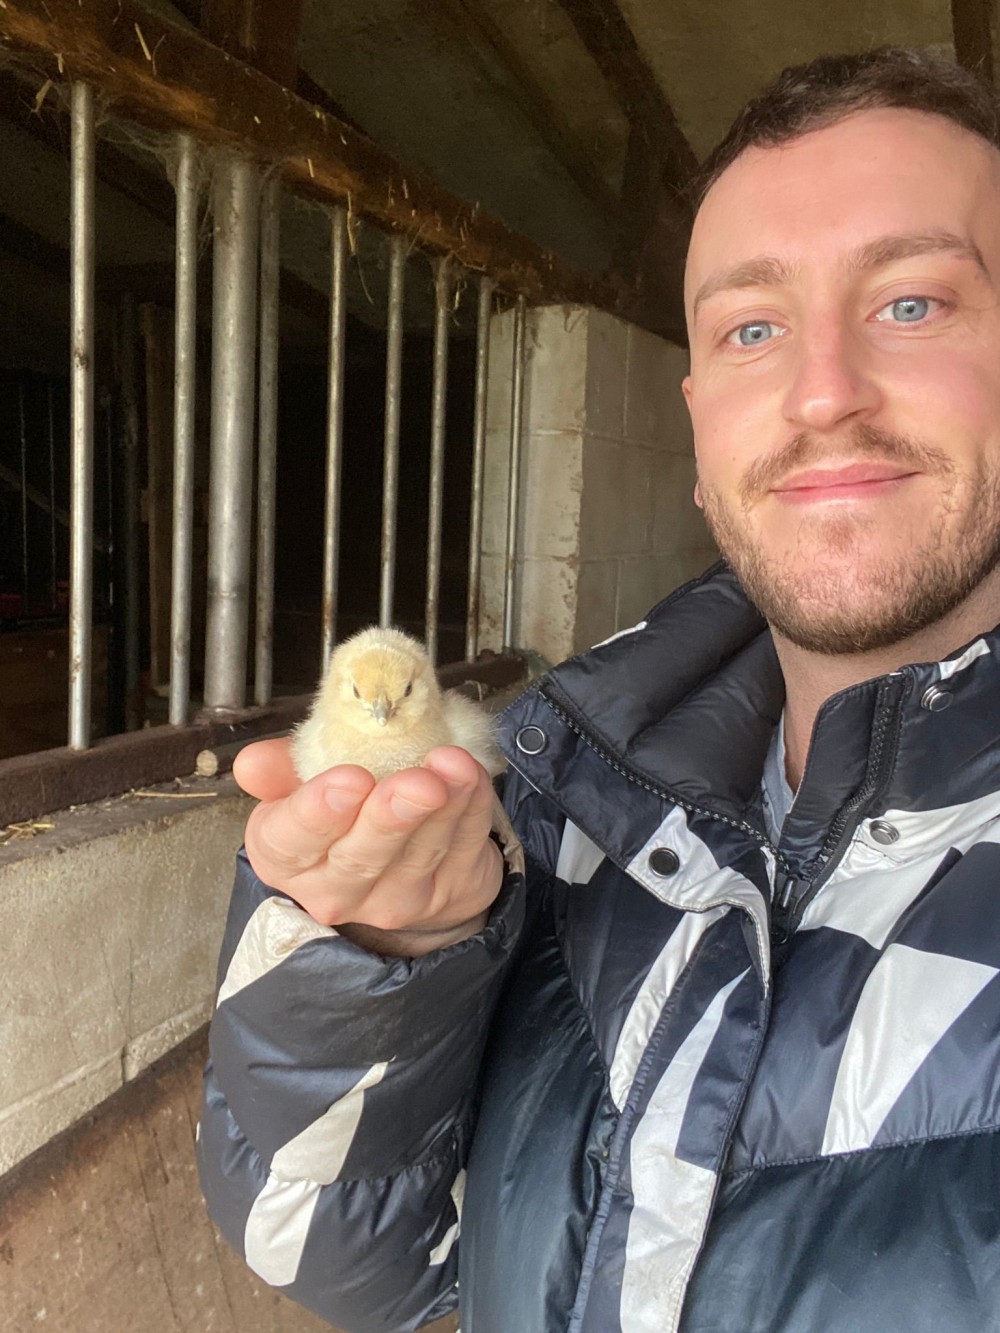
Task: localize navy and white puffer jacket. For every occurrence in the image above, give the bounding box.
[198,562,1000,1333]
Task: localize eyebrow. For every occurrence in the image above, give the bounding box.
[691,229,988,321]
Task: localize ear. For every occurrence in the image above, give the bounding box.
[693,478,704,510]
[681,375,693,413]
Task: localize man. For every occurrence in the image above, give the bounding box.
[198,48,1000,1333]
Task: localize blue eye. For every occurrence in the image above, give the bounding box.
[876,296,932,323]
[736,321,776,346]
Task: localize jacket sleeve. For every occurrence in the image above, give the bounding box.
[197,837,525,1333]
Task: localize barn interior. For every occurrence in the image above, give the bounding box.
[0,2,991,1330]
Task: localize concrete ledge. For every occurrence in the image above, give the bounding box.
[0,777,253,1177]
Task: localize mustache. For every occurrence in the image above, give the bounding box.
[736,424,955,507]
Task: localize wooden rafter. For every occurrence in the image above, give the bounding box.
[951,0,996,84]
[554,0,698,186]
[439,0,624,232]
[0,0,626,313]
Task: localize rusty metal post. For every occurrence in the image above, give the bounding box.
[502,295,526,654]
[169,132,199,725]
[466,275,494,660]
[204,152,259,712]
[255,173,280,706]
[69,81,96,749]
[425,256,451,664]
[322,206,347,672]
[379,232,406,628]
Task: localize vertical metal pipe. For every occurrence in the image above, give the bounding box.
[18,383,29,606]
[379,232,406,628]
[204,152,259,712]
[169,132,199,725]
[120,293,142,728]
[69,82,96,749]
[425,256,451,664]
[322,207,347,673]
[47,380,57,612]
[502,295,527,653]
[465,275,494,660]
[255,174,280,706]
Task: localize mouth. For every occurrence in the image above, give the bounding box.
[771,461,919,504]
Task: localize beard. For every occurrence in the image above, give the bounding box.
[699,423,1000,654]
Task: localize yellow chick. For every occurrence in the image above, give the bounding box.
[291,626,504,783]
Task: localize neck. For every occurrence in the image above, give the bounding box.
[774,571,1000,789]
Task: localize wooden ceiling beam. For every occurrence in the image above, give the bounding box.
[553,0,698,187]
[951,0,996,83]
[0,0,625,313]
[438,0,624,233]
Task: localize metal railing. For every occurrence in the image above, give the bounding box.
[16,80,530,757]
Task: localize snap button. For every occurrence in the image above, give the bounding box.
[869,819,900,846]
[648,847,680,877]
[921,685,953,712]
[515,725,547,755]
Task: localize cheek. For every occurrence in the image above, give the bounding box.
[898,354,1000,448]
[691,387,774,488]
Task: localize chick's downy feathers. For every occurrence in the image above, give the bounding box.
[292,626,503,782]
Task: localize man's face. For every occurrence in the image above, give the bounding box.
[684,108,1000,654]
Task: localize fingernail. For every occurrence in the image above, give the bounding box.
[325,785,361,812]
[390,793,429,820]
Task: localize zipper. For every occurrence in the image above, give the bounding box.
[539,691,789,870]
[769,674,907,951]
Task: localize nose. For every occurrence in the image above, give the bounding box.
[781,318,881,433]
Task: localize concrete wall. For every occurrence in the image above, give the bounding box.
[0,779,253,1177]
[480,305,717,664]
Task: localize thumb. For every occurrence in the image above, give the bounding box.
[233,737,300,801]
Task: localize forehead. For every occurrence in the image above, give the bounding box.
[685,108,1000,313]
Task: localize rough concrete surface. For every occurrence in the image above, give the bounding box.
[0,1030,458,1333]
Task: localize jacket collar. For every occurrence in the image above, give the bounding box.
[500,562,1000,875]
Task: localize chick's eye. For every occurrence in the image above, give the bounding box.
[403,682,413,697]
[726,320,782,348]
[352,684,360,699]
[874,296,937,324]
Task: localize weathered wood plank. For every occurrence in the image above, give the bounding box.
[0,0,626,311]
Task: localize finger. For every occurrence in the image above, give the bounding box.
[341,751,490,905]
[233,737,299,801]
[320,766,454,891]
[422,746,497,853]
[246,764,377,877]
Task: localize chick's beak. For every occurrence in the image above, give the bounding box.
[372,694,392,726]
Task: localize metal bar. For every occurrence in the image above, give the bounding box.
[502,296,527,653]
[120,292,142,728]
[321,206,347,673]
[69,81,96,750]
[47,380,57,612]
[254,173,280,706]
[18,382,28,606]
[379,232,406,628]
[204,152,260,712]
[466,275,494,660]
[425,256,451,664]
[169,132,199,726]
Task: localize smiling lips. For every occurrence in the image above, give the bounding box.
[772,461,919,504]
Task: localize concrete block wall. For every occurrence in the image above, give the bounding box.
[0,784,253,1177]
[479,305,717,665]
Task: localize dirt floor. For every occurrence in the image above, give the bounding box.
[0,1028,458,1333]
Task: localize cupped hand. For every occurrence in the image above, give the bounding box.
[233,737,504,956]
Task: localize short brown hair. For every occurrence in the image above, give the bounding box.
[692,47,1000,206]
